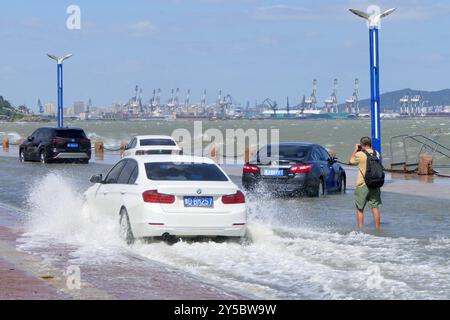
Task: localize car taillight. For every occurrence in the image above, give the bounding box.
[290,164,313,174]
[50,138,66,143]
[243,164,260,174]
[142,190,175,204]
[222,191,246,204]
[136,150,145,155]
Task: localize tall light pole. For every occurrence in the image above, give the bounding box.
[349,7,396,156]
[47,53,73,128]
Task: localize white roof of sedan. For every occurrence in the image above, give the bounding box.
[135,135,176,140]
[129,155,217,164]
[135,145,181,151]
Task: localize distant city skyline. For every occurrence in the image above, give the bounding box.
[1,0,450,111]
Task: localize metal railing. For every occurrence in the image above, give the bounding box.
[390,132,450,174]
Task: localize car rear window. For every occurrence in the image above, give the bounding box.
[140,139,176,146]
[141,150,173,155]
[255,145,310,162]
[145,162,229,181]
[55,130,87,139]
[279,146,310,159]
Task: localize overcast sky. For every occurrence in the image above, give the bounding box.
[1,0,450,111]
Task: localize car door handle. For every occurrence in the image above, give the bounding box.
[120,191,126,195]
[103,191,109,195]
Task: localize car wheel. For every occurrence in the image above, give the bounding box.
[317,179,326,198]
[19,150,26,163]
[242,182,253,192]
[119,207,135,245]
[338,175,346,194]
[39,150,48,164]
[239,233,252,246]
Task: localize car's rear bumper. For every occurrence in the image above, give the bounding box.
[243,173,316,193]
[133,224,247,238]
[130,205,247,238]
[52,152,90,160]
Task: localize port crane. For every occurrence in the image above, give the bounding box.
[411,95,424,115]
[184,89,191,112]
[400,93,426,116]
[216,90,225,117]
[200,90,207,114]
[286,96,290,115]
[400,95,410,115]
[304,79,318,111]
[324,79,339,113]
[167,89,176,111]
[345,78,360,114]
[150,89,156,111]
[263,98,278,116]
[300,95,306,111]
[156,89,161,110]
[175,88,180,111]
[149,89,162,115]
[218,94,238,118]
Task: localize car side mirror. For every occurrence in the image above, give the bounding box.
[330,157,338,164]
[90,174,104,184]
[27,136,34,142]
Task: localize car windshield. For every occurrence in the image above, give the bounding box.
[55,130,87,139]
[145,162,229,181]
[255,145,310,162]
[140,139,176,146]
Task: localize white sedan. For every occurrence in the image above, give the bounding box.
[122,135,182,158]
[85,155,247,244]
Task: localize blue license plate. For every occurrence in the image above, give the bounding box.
[67,143,79,148]
[184,197,214,208]
[263,169,284,177]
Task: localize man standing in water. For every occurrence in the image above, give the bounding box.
[349,137,382,230]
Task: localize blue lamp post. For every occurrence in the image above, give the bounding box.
[349,8,396,156]
[47,53,73,128]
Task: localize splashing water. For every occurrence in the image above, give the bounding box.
[23,173,122,248]
[17,172,450,300]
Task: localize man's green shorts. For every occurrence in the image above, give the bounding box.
[354,185,382,210]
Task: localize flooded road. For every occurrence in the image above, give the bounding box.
[1,155,450,299]
[2,118,450,175]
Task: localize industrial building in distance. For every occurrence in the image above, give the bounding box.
[29,81,450,122]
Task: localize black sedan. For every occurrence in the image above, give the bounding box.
[242,143,346,197]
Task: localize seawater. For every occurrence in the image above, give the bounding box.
[0,156,448,299]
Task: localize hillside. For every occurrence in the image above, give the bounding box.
[350,89,450,112]
[0,96,23,120]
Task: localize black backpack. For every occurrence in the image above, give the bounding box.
[363,151,385,189]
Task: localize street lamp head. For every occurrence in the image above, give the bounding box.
[349,9,370,20]
[349,7,397,28]
[47,53,73,64]
[47,53,59,62]
[380,8,397,19]
[62,54,73,63]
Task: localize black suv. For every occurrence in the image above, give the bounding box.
[19,128,91,164]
